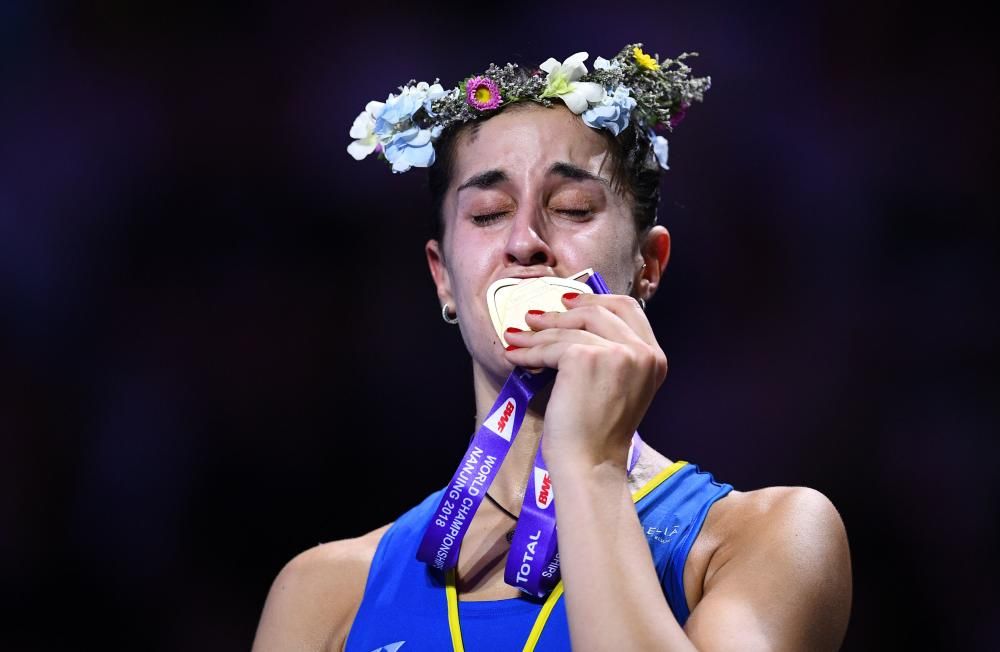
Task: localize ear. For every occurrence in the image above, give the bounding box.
[425,239,454,310]
[635,225,671,301]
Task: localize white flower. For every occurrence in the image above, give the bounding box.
[347,100,386,161]
[539,51,605,114]
[540,50,589,80]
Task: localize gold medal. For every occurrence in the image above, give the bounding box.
[487,269,595,347]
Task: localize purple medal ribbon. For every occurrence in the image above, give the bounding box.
[416,364,554,571]
[417,271,644,597]
[505,433,642,597]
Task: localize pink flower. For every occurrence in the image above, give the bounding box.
[466,76,502,111]
[669,102,690,128]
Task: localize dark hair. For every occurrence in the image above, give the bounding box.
[426,101,663,241]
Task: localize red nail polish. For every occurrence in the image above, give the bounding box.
[505,344,519,351]
[562,292,580,301]
[505,327,523,333]
[527,309,544,315]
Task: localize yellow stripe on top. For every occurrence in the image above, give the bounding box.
[445,569,466,652]
[447,460,690,652]
[632,460,688,503]
[522,581,565,651]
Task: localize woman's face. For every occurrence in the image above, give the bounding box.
[426,103,669,383]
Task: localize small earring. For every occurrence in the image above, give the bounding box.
[441,303,459,324]
[637,263,648,311]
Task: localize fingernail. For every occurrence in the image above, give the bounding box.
[505,327,523,333]
[527,309,544,315]
[562,292,580,301]
[505,344,519,351]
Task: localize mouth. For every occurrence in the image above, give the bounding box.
[499,268,556,281]
[496,268,593,283]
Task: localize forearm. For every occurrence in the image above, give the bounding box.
[550,458,699,652]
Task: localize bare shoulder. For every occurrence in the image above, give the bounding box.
[712,484,848,540]
[687,485,852,651]
[252,523,392,652]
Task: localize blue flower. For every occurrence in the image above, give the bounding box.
[373,82,446,136]
[582,85,636,136]
[374,93,420,137]
[593,56,621,72]
[383,126,438,173]
[649,130,670,170]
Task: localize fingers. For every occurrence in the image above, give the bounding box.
[504,326,608,350]
[506,293,667,384]
[522,293,655,347]
[503,339,608,372]
[504,330,665,386]
[568,293,656,346]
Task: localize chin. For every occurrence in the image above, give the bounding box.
[470,348,517,387]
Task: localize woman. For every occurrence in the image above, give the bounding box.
[253,45,852,651]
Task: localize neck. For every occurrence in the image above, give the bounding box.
[469,361,674,510]
[472,362,548,514]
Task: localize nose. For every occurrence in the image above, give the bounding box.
[504,204,555,267]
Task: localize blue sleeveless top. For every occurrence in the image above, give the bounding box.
[346,461,732,652]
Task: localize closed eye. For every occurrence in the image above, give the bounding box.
[471,212,508,225]
[472,208,591,225]
[555,209,592,220]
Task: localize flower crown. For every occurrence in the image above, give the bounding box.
[348,43,710,174]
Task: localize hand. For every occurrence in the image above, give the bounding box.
[502,293,668,470]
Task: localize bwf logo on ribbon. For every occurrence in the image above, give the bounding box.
[534,467,553,509]
[484,398,517,441]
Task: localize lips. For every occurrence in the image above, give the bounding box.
[498,268,556,281]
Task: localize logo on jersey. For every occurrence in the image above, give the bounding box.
[370,641,405,652]
[483,398,516,441]
[534,467,553,509]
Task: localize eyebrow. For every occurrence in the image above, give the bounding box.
[549,161,611,188]
[456,161,609,193]
[456,169,508,192]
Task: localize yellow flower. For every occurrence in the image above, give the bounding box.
[633,47,660,71]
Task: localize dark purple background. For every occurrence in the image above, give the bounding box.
[2,2,996,650]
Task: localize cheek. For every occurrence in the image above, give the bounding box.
[447,231,503,302]
[567,224,638,293]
